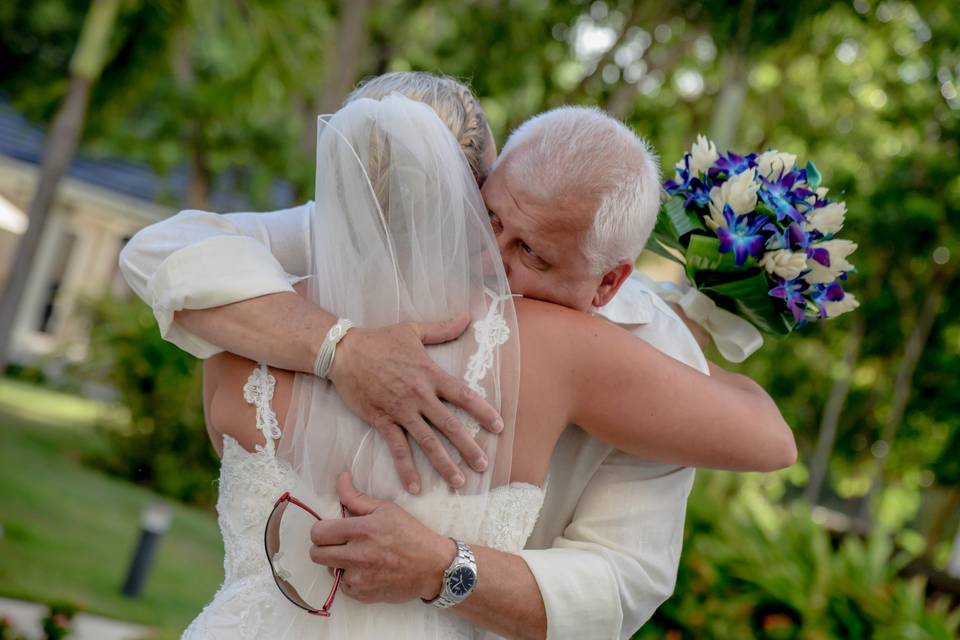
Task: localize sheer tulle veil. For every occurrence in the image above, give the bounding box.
[276,94,519,529]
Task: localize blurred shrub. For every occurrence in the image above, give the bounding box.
[83,295,217,506]
[635,473,960,640]
[2,362,48,386]
[41,602,76,640]
[0,615,28,640]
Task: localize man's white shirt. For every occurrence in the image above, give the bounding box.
[119,203,708,640]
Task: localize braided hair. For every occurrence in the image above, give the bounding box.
[347,72,492,183]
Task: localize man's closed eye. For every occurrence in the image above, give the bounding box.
[519,242,549,270]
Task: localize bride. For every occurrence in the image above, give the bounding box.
[183,90,793,639]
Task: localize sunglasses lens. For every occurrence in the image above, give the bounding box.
[265,496,338,614]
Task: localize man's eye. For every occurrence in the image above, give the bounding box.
[520,242,536,257]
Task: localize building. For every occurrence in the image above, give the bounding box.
[0,102,289,368]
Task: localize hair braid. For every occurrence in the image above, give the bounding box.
[347,72,492,182]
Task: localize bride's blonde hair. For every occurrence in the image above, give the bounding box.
[347,72,492,183]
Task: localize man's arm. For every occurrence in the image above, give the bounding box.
[311,473,548,639]
[450,547,547,639]
[119,206,503,490]
[312,465,691,640]
[519,460,694,639]
[119,205,314,358]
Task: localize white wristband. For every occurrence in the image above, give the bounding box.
[313,318,356,379]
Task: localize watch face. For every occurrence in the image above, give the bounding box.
[447,566,476,598]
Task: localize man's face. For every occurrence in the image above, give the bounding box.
[481,155,603,311]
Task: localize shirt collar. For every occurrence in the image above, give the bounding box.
[591,270,656,326]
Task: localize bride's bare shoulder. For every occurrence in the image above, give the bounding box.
[204,353,294,453]
[514,297,621,340]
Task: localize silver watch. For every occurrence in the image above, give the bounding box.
[422,539,478,609]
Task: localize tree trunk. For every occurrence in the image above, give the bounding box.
[186,136,212,210]
[949,518,960,579]
[925,486,960,562]
[297,0,376,201]
[171,23,211,210]
[858,267,954,522]
[707,0,755,149]
[707,55,747,150]
[804,317,864,505]
[317,0,375,113]
[0,0,120,371]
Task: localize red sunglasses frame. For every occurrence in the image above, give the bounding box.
[264,491,344,617]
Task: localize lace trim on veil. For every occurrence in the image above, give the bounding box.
[464,288,512,399]
[242,364,281,454]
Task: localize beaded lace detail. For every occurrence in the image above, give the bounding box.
[183,364,545,640]
[464,289,512,399]
[241,364,281,453]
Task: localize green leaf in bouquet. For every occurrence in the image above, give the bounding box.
[702,271,795,335]
[683,234,744,280]
[665,195,705,238]
[646,234,687,265]
[645,204,688,265]
[652,211,684,248]
[805,161,822,190]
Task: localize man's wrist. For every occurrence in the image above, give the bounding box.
[314,317,356,379]
[327,326,359,383]
[419,535,458,600]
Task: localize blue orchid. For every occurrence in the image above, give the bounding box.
[811,281,846,318]
[665,156,712,208]
[664,155,691,193]
[709,151,757,179]
[769,277,810,323]
[758,170,808,225]
[717,205,768,267]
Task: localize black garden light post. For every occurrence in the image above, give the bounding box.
[121,502,172,597]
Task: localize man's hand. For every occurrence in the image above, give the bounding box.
[309,472,456,604]
[328,313,503,494]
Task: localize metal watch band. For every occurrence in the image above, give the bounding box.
[422,539,477,609]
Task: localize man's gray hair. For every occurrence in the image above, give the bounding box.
[499,106,661,273]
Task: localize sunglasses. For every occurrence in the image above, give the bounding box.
[264,492,344,617]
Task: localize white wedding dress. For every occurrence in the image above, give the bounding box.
[183,94,538,639]
[181,365,544,640]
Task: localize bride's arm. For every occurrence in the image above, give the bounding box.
[518,299,796,472]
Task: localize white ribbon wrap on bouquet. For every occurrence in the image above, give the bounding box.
[652,278,764,363]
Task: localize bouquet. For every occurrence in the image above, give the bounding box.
[647,135,859,361]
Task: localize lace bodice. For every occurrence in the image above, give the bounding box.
[183,364,544,640]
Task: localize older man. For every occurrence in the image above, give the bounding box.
[120,96,710,639]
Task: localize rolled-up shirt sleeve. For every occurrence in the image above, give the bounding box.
[519,460,694,640]
[118,203,313,358]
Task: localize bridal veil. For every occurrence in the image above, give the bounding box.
[275,91,519,556]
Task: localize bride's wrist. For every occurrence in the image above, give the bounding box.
[419,535,457,600]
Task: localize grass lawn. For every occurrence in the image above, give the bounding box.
[0,379,223,639]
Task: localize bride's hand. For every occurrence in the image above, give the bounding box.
[329,313,504,494]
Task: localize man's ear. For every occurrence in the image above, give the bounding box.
[592,261,634,308]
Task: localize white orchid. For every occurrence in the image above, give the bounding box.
[805,186,830,206]
[688,134,719,176]
[707,168,760,229]
[804,239,858,284]
[760,249,808,280]
[805,201,847,235]
[825,291,860,318]
[756,150,797,181]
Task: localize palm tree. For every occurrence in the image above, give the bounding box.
[0,0,122,371]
